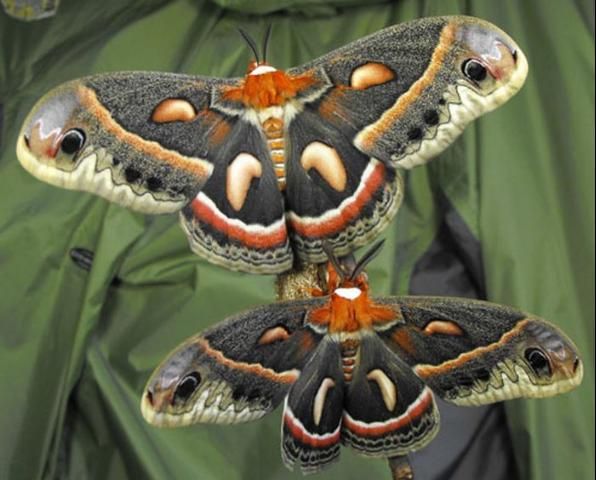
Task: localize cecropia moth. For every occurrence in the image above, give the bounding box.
[16,16,527,273]
[140,243,582,474]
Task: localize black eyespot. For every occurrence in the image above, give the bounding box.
[124,167,142,183]
[60,129,86,155]
[524,348,552,377]
[173,372,201,403]
[423,109,440,126]
[112,157,121,166]
[146,177,163,191]
[462,59,488,82]
[474,368,491,383]
[245,389,262,402]
[407,127,423,141]
[231,385,246,401]
[456,375,475,388]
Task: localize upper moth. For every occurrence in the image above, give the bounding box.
[16,16,528,273]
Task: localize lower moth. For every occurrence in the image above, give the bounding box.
[141,242,583,474]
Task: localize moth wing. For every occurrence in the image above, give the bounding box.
[285,108,404,263]
[18,71,295,273]
[287,16,527,170]
[17,71,240,213]
[375,297,583,406]
[342,335,439,458]
[141,299,326,426]
[179,118,292,273]
[281,337,344,474]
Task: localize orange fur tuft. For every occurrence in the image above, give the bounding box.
[310,273,396,333]
[223,71,315,109]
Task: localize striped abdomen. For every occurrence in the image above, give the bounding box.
[341,339,360,383]
[262,117,286,189]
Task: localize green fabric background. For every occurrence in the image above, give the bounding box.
[0,0,593,479]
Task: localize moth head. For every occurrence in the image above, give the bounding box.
[17,82,94,185]
[452,17,528,109]
[141,341,205,427]
[516,319,583,395]
[321,240,384,293]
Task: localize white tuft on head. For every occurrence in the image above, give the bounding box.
[249,65,277,76]
[335,287,362,300]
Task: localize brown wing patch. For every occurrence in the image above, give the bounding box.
[317,87,348,121]
[391,328,417,356]
[207,115,232,147]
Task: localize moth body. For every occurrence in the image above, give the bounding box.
[230,66,317,190]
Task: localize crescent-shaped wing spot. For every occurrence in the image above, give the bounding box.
[313,377,336,426]
[350,63,396,90]
[366,369,397,411]
[226,153,263,211]
[152,99,198,123]
[258,326,291,345]
[300,142,347,192]
[423,320,464,336]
